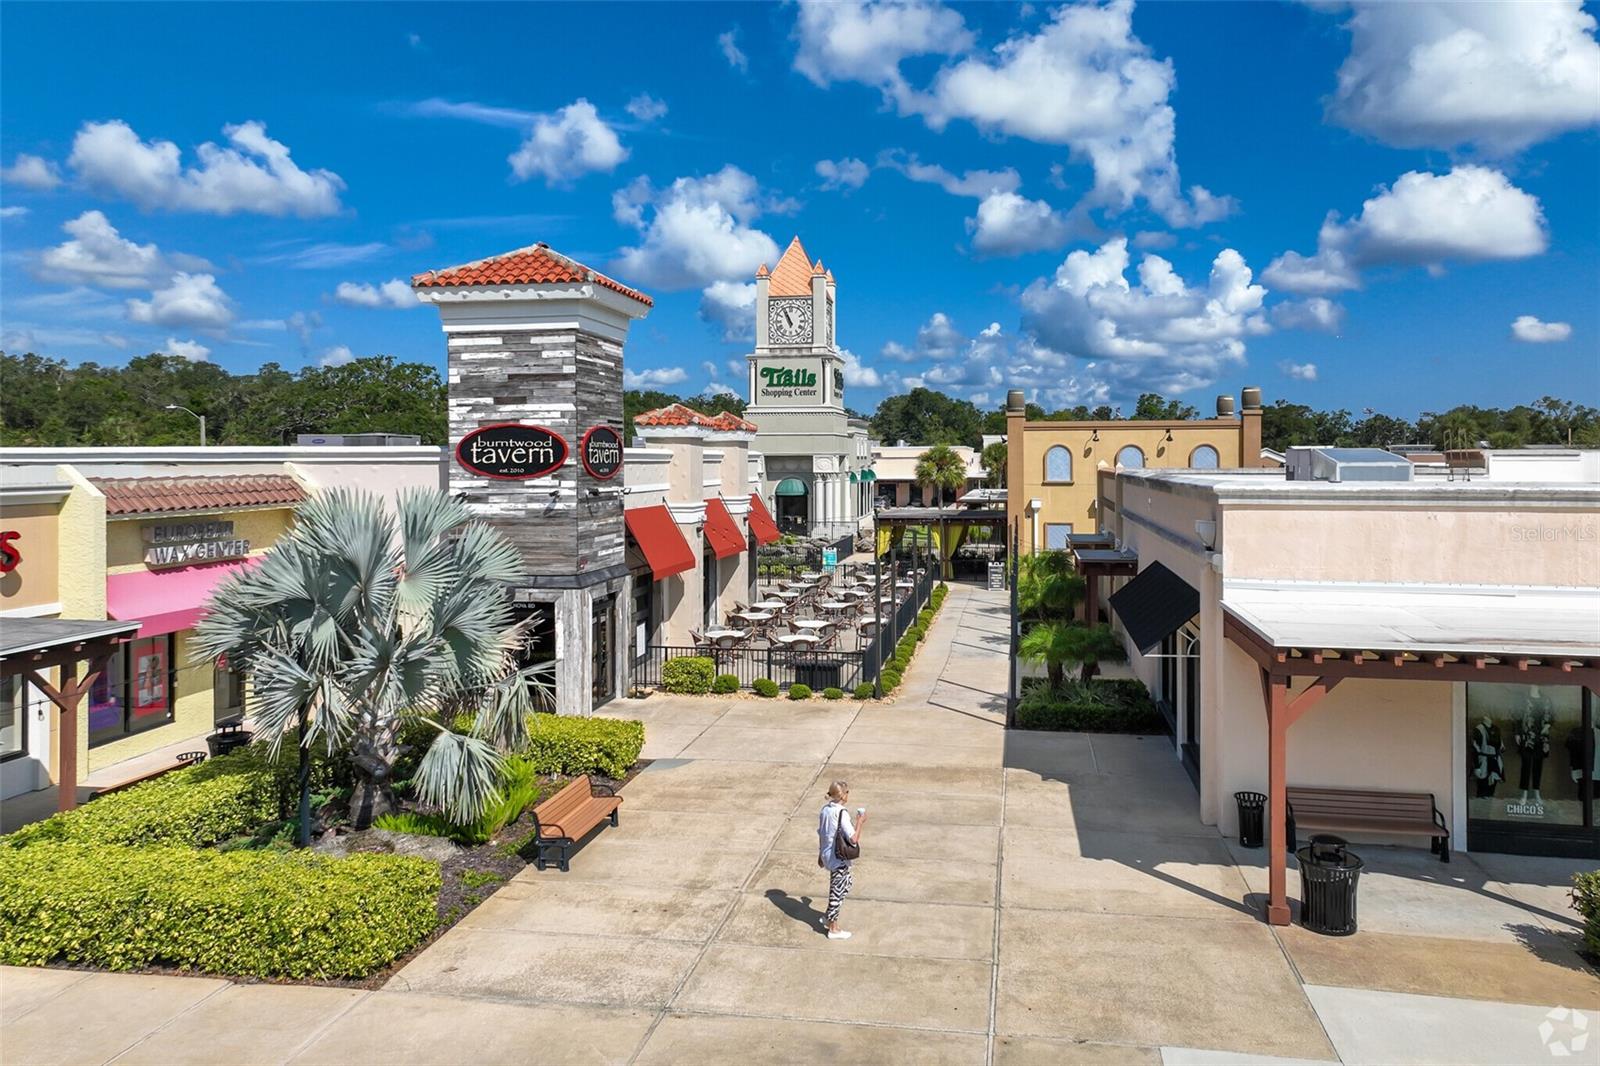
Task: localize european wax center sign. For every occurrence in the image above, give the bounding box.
[143,519,250,568]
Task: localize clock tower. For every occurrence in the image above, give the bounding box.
[746,236,870,543]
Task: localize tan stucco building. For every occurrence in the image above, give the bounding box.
[1005,387,1265,551]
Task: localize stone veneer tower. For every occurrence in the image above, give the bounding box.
[413,243,652,715]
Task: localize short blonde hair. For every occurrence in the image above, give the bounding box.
[826,780,850,801]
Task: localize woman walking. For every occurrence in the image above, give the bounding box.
[818,780,865,940]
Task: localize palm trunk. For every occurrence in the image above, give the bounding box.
[1081,660,1100,682]
[296,706,312,847]
[349,714,402,829]
[1048,660,1064,688]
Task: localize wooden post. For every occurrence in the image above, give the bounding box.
[1085,566,1099,626]
[57,660,78,813]
[1265,671,1291,925]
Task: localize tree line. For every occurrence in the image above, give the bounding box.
[3,349,1594,453]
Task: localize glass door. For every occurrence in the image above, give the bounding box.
[591,597,614,705]
[1466,683,1597,858]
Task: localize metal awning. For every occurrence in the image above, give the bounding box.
[1222,581,1600,661]
[1074,548,1139,566]
[1108,561,1199,655]
[1065,532,1116,549]
[0,618,142,663]
[774,477,807,496]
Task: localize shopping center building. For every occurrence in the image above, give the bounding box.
[1083,451,1599,921]
[744,237,873,542]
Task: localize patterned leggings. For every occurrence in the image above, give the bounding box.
[825,864,854,924]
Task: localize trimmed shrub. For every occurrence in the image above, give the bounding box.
[1573,871,1600,956]
[853,682,875,700]
[661,656,715,694]
[822,687,845,700]
[1014,679,1165,733]
[711,673,741,694]
[375,757,539,845]
[787,683,813,700]
[880,669,902,693]
[753,678,780,698]
[524,715,643,778]
[918,609,934,627]
[3,745,323,850]
[0,843,437,979]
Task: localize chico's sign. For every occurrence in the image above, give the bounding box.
[456,423,569,480]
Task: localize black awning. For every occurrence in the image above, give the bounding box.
[1109,560,1199,655]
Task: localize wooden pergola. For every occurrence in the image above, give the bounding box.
[1223,589,1600,926]
[1071,545,1139,624]
[1,618,140,812]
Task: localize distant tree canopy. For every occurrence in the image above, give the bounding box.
[1,352,447,446]
[5,349,1593,455]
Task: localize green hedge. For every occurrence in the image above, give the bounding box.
[753,678,780,698]
[1015,679,1165,733]
[662,656,715,694]
[2,746,321,850]
[880,669,902,693]
[854,682,875,700]
[711,673,740,694]
[524,715,643,778]
[788,683,813,700]
[0,843,437,979]
[823,687,844,700]
[1573,871,1600,956]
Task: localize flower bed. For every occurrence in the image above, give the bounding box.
[1015,678,1166,733]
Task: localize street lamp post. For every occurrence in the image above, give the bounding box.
[872,506,883,698]
[165,404,207,446]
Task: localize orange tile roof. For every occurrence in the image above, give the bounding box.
[705,411,758,433]
[766,236,821,296]
[91,475,306,516]
[411,242,653,306]
[634,403,758,433]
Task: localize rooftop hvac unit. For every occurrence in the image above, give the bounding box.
[296,433,422,446]
[1285,446,1413,483]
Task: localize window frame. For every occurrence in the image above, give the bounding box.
[88,633,177,749]
[0,675,27,763]
[1115,445,1146,469]
[1189,444,1220,469]
[1043,523,1073,550]
[1043,445,1074,484]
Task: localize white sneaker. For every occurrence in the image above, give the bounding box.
[827,929,852,940]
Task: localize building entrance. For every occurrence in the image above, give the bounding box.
[1466,682,1597,858]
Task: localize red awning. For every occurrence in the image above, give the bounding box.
[624,505,696,580]
[703,497,745,559]
[106,558,257,638]
[747,493,781,545]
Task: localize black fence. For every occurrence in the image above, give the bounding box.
[635,567,937,694]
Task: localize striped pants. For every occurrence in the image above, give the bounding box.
[825,863,853,923]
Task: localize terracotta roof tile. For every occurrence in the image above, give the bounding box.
[634,402,713,428]
[766,236,816,297]
[705,411,758,433]
[90,475,306,517]
[411,242,653,306]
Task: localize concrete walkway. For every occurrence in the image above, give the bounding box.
[3,580,1596,1064]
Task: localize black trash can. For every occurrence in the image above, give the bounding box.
[1234,791,1266,848]
[795,659,843,690]
[206,729,253,757]
[1297,834,1363,936]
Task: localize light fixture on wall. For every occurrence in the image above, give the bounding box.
[1164,429,1174,443]
[1090,429,1100,442]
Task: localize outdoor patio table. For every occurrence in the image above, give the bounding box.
[773,633,820,648]
[774,590,802,601]
[752,600,787,611]
[705,628,747,642]
[731,611,774,624]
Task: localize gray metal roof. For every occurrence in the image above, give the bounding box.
[1074,548,1139,564]
[1222,581,1600,658]
[0,618,142,660]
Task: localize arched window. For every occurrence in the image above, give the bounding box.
[1115,445,1145,469]
[1044,445,1073,482]
[1189,444,1220,469]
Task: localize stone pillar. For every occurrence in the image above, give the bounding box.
[1241,385,1263,467]
[552,590,593,717]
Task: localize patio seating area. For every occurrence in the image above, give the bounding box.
[695,561,932,656]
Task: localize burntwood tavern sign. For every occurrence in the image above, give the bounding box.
[142,519,250,568]
[456,422,570,480]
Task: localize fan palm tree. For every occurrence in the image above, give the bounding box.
[193,488,550,844]
[915,444,968,578]
[1019,622,1127,688]
[980,441,1007,488]
[1017,551,1085,623]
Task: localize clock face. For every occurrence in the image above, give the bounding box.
[768,298,813,344]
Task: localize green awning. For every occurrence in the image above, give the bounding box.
[848,471,859,483]
[774,477,808,497]
[862,469,877,482]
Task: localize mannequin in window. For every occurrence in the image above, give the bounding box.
[1470,716,1505,799]
[1567,723,1598,785]
[1514,686,1554,805]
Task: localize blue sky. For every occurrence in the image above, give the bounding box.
[2,1,1596,418]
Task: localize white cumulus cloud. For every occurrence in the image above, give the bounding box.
[624,366,689,388]
[2,153,62,191]
[508,99,628,185]
[334,279,418,309]
[1272,297,1345,334]
[969,191,1073,257]
[126,272,235,330]
[1279,361,1318,382]
[612,166,780,290]
[815,157,871,191]
[37,210,210,289]
[1264,166,1547,295]
[1326,0,1600,153]
[0,206,28,219]
[1511,315,1572,343]
[793,0,973,107]
[1019,237,1269,394]
[319,345,357,368]
[719,29,749,72]
[699,280,757,341]
[69,120,344,217]
[626,94,668,123]
[163,336,211,362]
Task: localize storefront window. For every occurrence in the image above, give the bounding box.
[89,636,175,747]
[1466,683,1586,828]
[1,676,25,761]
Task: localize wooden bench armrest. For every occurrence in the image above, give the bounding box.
[592,781,617,797]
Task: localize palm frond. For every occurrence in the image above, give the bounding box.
[413,729,506,824]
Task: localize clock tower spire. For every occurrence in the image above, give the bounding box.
[749,235,841,409]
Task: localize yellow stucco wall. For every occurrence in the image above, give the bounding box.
[0,504,61,612]
[1007,417,1250,551]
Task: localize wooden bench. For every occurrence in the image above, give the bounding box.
[1287,786,1449,863]
[531,775,621,871]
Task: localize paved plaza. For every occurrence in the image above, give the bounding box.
[2,581,1596,1065]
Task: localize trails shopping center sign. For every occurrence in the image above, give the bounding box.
[756,360,823,402]
[456,423,569,480]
